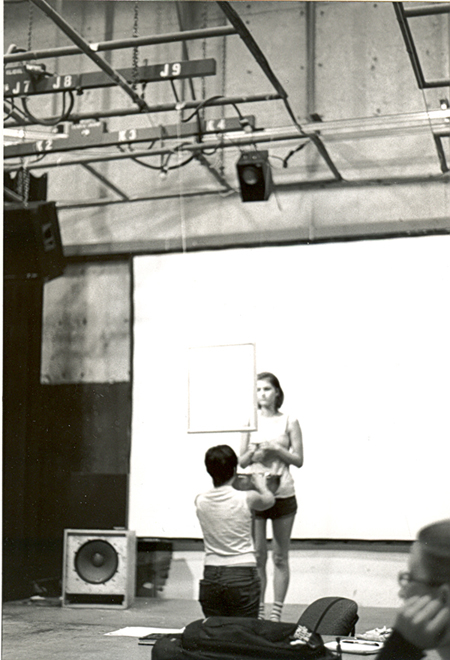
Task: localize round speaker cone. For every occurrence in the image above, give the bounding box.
[74,540,119,584]
[242,166,260,185]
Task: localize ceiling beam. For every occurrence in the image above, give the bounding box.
[62,217,450,259]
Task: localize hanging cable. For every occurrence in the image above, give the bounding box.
[282,140,309,168]
[21,89,75,125]
[4,99,18,121]
[181,95,227,123]
[219,12,227,178]
[176,105,187,253]
[201,3,208,104]
[27,0,33,51]
[116,143,195,172]
[131,1,139,91]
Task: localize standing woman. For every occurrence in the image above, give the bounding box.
[240,372,303,623]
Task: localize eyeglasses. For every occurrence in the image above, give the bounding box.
[398,571,443,589]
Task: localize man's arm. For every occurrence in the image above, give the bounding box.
[246,473,275,511]
[377,595,450,659]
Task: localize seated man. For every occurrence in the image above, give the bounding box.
[378,518,450,659]
[195,444,275,618]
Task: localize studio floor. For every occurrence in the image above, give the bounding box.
[2,596,398,660]
[2,544,440,660]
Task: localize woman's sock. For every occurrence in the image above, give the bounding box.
[258,603,265,620]
[269,601,283,622]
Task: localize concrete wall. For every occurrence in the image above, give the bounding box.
[163,546,408,608]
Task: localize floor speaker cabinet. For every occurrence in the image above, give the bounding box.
[62,529,136,609]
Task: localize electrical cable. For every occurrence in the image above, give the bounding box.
[282,140,309,168]
[21,89,75,126]
[116,142,196,171]
[4,99,18,121]
[181,95,225,123]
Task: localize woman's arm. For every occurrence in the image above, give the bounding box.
[239,432,256,468]
[263,418,304,468]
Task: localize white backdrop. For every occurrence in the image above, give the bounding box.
[129,236,450,540]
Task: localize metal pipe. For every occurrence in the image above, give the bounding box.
[305,2,316,119]
[433,135,449,174]
[56,173,450,211]
[393,2,426,89]
[403,3,450,16]
[3,25,238,64]
[29,0,150,112]
[423,78,450,89]
[5,112,450,171]
[4,187,25,203]
[81,163,129,200]
[194,152,233,191]
[217,1,287,99]
[58,188,227,210]
[4,131,308,171]
[217,1,341,180]
[308,133,342,181]
[4,93,282,128]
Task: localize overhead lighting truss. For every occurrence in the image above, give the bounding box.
[3,0,450,207]
[393,2,450,89]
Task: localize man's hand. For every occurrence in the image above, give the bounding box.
[251,472,269,492]
[394,595,450,650]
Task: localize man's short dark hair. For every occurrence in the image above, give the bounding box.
[205,445,238,487]
[418,518,450,583]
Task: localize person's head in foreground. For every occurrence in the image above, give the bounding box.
[204,444,238,487]
[395,518,450,658]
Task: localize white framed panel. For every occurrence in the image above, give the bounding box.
[188,343,256,433]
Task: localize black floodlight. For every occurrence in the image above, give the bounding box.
[236,150,272,202]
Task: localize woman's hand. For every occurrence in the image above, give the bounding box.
[252,441,280,463]
[257,442,282,462]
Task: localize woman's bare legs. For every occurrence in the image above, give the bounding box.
[270,513,296,621]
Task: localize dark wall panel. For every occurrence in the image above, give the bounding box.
[3,279,45,600]
[3,376,131,601]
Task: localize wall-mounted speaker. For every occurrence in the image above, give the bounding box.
[62,529,136,609]
[4,201,66,282]
[236,150,272,202]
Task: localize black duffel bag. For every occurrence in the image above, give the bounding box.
[180,616,336,660]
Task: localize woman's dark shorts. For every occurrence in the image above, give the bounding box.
[254,495,298,520]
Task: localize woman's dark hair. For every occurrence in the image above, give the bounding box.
[205,445,238,487]
[257,372,284,411]
[418,519,450,583]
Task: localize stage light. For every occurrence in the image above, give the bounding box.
[236,150,272,202]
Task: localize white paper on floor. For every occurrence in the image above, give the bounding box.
[105,627,184,637]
